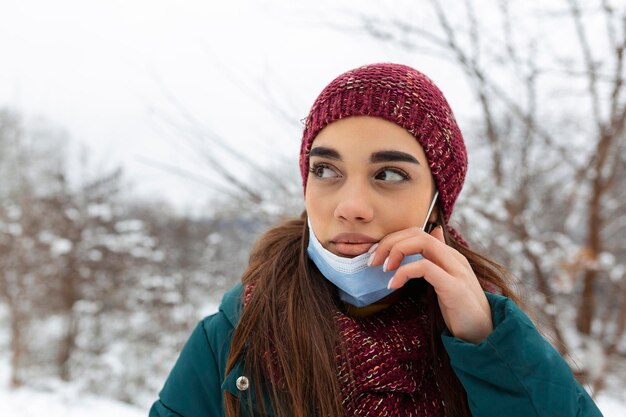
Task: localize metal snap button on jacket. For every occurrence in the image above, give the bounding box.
[236,376,249,391]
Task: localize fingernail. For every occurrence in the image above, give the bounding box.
[367,252,375,267]
[367,243,378,254]
[383,256,389,272]
[387,276,394,290]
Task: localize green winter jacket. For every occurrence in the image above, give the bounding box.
[149,283,604,417]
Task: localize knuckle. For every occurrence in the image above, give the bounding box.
[391,245,410,261]
[395,266,406,279]
[397,262,415,279]
[387,247,400,261]
[410,226,422,236]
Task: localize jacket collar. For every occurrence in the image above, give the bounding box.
[219,282,276,416]
[219,282,244,327]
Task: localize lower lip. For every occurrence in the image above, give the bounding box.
[332,242,375,257]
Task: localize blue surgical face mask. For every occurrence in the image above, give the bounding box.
[307,191,439,307]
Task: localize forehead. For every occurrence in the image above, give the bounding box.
[310,116,427,159]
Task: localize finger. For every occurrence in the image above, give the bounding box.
[430,225,473,271]
[367,226,423,267]
[427,225,467,269]
[370,226,450,268]
[383,235,466,277]
[430,225,445,242]
[387,258,452,290]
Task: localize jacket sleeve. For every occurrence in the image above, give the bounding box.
[441,292,604,417]
[149,314,226,417]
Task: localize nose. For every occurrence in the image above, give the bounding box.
[333,182,374,223]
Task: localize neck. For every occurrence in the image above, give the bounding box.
[344,286,407,317]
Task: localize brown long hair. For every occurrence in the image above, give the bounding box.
[224,208,521,417]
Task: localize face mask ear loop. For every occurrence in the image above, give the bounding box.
[421,191,439,231]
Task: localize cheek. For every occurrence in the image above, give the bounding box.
[380,208,414,230]
[305,182,332,233]
[305,185,325,217]
[378,194,426,229]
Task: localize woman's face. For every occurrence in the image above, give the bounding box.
[305,116,438,258]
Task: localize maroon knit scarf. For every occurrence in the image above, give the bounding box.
[243,282,446,416]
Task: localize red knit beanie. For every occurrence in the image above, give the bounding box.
[299,62,469,246]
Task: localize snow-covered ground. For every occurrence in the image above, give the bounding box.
[0,302,624,417]
[0,385,145,417]
[0,383,624,416]
[597,396,626,417]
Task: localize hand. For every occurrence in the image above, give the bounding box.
[368,226,493,344]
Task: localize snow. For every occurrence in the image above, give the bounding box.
[0,283,622,417]
[0,384,623,416]
[0,386,145,417]
[50,237,73,256]
[597,395,626,417]
[0,312,623,417]
[0,323,146,416]
[4,378,616,417]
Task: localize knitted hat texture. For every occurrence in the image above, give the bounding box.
[299,63,468,231]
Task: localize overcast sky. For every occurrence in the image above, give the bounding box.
[0,0,554,214]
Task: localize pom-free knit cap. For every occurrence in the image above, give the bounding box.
[299,63,469,246]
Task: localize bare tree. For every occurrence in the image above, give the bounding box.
[327,0,626,395]
[0,109,65,387]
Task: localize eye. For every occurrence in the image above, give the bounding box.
[374,168,410,182]
[309,163,340,179]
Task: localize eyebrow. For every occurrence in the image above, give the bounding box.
[309,146,421,165]
[371,150,420,165]
[309,147,341,160]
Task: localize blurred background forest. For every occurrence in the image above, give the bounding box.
[1,0,625,414]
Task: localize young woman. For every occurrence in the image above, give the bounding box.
[149,63,604,417]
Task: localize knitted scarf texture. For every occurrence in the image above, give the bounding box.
[243,281,447,416]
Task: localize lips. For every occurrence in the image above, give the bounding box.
[330,233,378,257]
